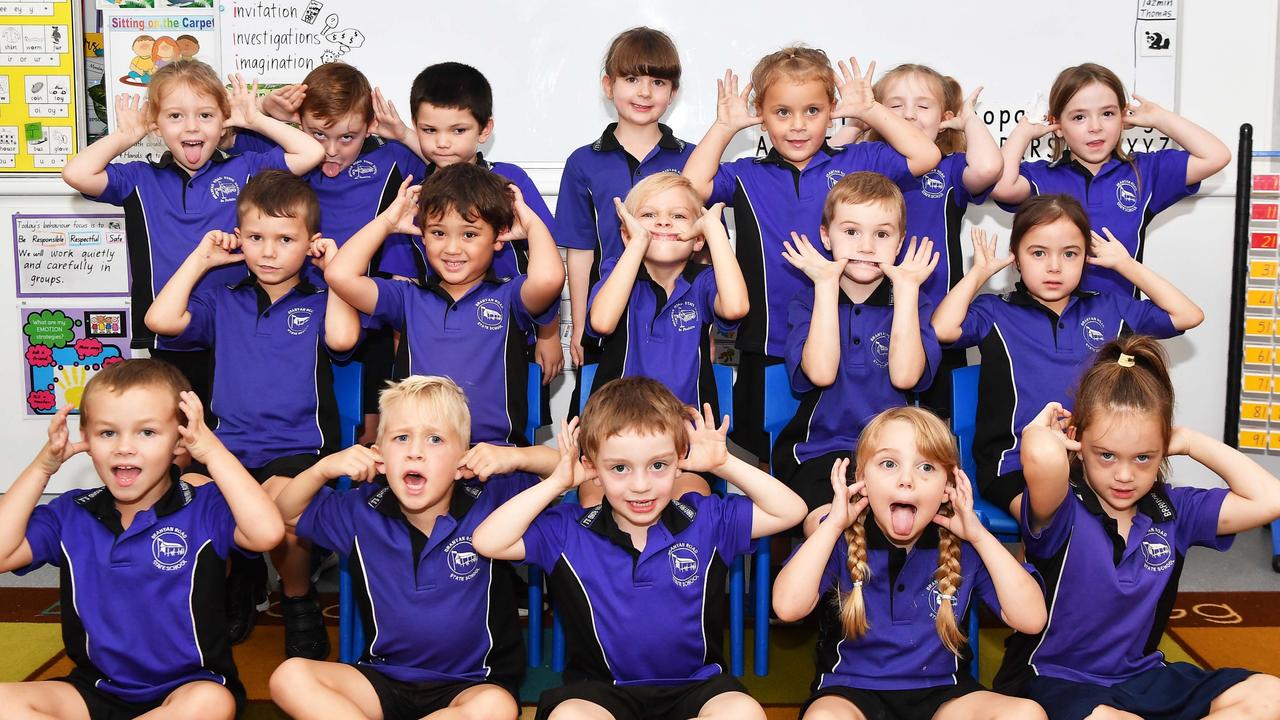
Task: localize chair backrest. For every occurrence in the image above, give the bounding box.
[577,363,598,415]
[713,364,734,433]
[526,363,541,445]
[950,365,981,483]
[763,362,801,436]
[332,359,364,450]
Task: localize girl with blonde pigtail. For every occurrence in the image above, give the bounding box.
[774,406,1047,720]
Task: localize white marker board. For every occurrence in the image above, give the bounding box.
[217,0,1179,165]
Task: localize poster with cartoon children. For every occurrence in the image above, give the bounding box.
[21,307,130,416]
[103,9,217,128]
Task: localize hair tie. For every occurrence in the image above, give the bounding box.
[938,594,956,604]
[1117,353,1136,368]
[850,581,863,589]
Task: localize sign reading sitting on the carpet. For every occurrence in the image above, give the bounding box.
[20,305,129,415]
[12,213,128,296]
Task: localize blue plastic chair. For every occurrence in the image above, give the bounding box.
[949,364,1021,679]
[523,362,548,667]
[758,361,801,677]
[554,365,748,674]
[332,359,364,664]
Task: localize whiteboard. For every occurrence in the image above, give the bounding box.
[217,0,1180,166]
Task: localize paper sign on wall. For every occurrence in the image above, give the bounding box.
[20,305,130,415]
[12,213,129,296]
[0,0,80,172]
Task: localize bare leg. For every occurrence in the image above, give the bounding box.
[269,657,383,720]
[426,683,519,719]
[0,681,91,720]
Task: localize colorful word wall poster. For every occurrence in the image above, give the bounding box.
[21,305,129,415]
[0,0,80,172]
[13,213,128,296]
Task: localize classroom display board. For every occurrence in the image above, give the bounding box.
[19,303,129,415]
[0,0,80,172]
[215,0,1180,165]
[1238,173,1280,452]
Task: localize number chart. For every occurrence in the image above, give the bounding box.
[1238,172,1280,452]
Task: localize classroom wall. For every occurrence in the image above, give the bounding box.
[0,0,1275,493]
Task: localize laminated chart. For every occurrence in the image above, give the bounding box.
[0,0,78,171]
[1239,172,1280,452]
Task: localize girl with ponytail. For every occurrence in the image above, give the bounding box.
[1000,335,1280,719]
[774,406,1046,720]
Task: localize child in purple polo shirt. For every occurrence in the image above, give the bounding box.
[474,377,807,720]
[146,171,361,659]
[559,26,696,410]
[991,62,1230,297]
[932,194,1202,519]
[772,172,941,536]
[270,375,552,720]
[0,360,284,720]
[1002,336,1280,719]
[774,406,1047,720]
[326,162,564,448]
[61,61,323,406]
[683,47,941,460]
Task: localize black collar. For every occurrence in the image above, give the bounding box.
[367,476,481,523]
[1005,281,1097,310]
[636,259,707,288]
[864,513,943,551]
[421,152,493,180]
[75,466,193,535]
[839,277,895,307]
[1070,469,1177,524]
[230,273,322,295]
[423,266,505,302]
[592,123,684,153]
[580,496,696,553]
[758,143,839,169]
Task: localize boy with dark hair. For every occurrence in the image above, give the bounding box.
[378,61,567,391]
[326,162,564,448]
[0,359,284,719]
[269,374,537,720]
[146,169,361,659]
[473,377,807,720]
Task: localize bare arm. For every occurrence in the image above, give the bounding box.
[940,87,1003,195]
[693,204,749,321]
[224,74,323,175]
[326,177,420,314]
[274,445,379,526]
[177,392,284,552]
[1128,95,1230,186]
[782,233,846,387]
[1019,403,1077,534]
[566,248,593,369]
[588,200,648,336]
[832,58,940,176]
[684,70,759,200]
[0,406,87,573]
[931,228,1013,344]
[881,238,938,390]
[1090,229,1203,330]
[773,460,863,620]
[457,443,561,482]
[307,238,363,352]
[1164,427,1280,536]
[146,230,243,337]
[990,117,1055,204]
[61,94,153,197]
[515,187,566,316]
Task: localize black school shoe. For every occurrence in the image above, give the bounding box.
[226,553,268,645]
[282,589,331,660]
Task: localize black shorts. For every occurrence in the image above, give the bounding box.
[356,325,396,416]
[355,666,517,720]
[914,347,969,420]
[1024,663,1254,720]
[55,667,244,720]
[150,348,214,424]
[188,453,322,484]
[800,675,986,720]
[731,352,783,460]
[785,450,854,517]
[536,674,748,720]
[981,469,1026,517]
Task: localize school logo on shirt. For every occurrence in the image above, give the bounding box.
[670,301,699,332]
[921,169,946,199]
[870,331,891,367]
[1080,316,1108,351]
[348,159,377,180]
[825,170,846,189]
[444,536,481,581]
[668,542,700,587]
[1116,179,1139,212]
[209,176,241,203]
[1140,527,1174,572]
[475,298,505,331]
[286,307,313,335]
[151,526,189,571]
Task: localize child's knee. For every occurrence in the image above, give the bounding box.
[170,681,235,719]
[1223,674,1280,716]
[454,685,518,720]
[1084,706,1139,720]
[701,692,765,720]
[548,699,610,720]
[268,657,314,698]
[1008,698,1049,720]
